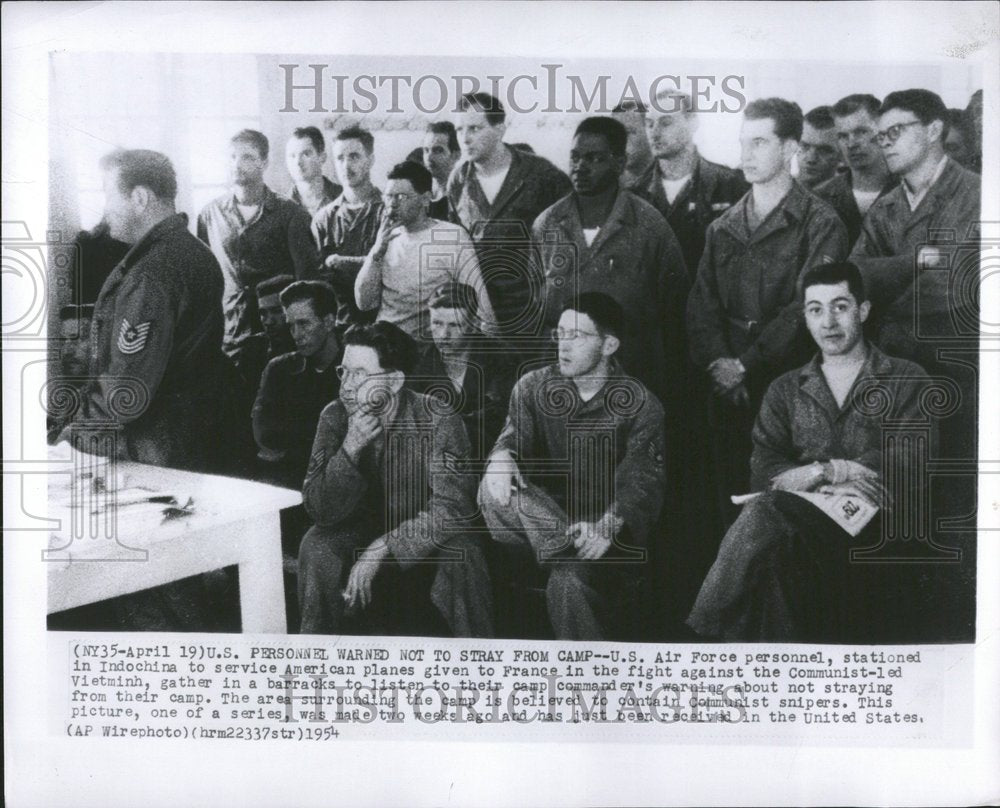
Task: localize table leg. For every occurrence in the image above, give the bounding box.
[238,511,287,633]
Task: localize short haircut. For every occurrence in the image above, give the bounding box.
[429,281,478,317]
[278,280,338,320]
[804,105,835,130]
[99,149,178,201]
[574,117,628,157]
[653,90,694,115]
[387,160,432,195]
[405,147,424,165]
[612,99,648,114]
[343,321,418,375]
[458,92,506,126]
[255,274,295,299]
[879,89,948,127]
[336,125,374,154]
[231,129,269,160]
[59,303,95,321]
[801,262,867,304]
[562,292,624,339]
[426,121,460,153]
[832,94,881,119]
[945,108,969,142]
[510,142,535,154]
[291,126,326,154]
[744,97,804,141]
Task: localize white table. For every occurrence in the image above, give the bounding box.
[46,451,302,633]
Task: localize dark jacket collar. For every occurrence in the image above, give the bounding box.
[717,180,812,242]
[797,342,894,413]
[121,213,189,269]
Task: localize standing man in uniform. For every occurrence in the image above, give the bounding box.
[686,97,848,529]
[297,322,493,637]
[197,129,318,375]
[797,106,843,189]
[611,99,654,190]
[422,121,461,220]
[532,116,688,410]
[311,125,384,336]
[449,92,571,353]
[631,90,749,272]
[55,149,227,472]
[479,294,666,640]
[285,126,342,216]
[814,94,895,248]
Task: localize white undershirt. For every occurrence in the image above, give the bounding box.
[852,188,881,215]
[661,175,691,204]
[477,165,510,205]
[821,359,865,409]
[582,227,600,247]
[236,202,260,223]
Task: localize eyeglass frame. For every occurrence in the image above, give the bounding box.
[874,120,924,146]
[335,365,392,384]
[550,327,603,342]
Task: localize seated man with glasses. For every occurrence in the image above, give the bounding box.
[355,160,495,341]
[251,280,341,487]
[298,321,494,637]
[478,293,666,640]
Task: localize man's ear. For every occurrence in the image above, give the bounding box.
[130,186,151,210]
[926,119,945,145]
[782,138,799,164]
[601,334,621,358]
[858,300,871,323]
[388,369,406,393]
[322,313,337,333]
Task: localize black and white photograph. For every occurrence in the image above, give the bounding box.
[4,2,999,806]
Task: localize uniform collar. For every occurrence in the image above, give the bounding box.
[120,212,189,269]
[717,180,809,242]
[797,342,893,412]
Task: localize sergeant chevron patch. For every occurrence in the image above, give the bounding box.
[117,318,151,354]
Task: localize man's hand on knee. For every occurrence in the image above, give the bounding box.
[343,538,389,610]
[482,449,524,507]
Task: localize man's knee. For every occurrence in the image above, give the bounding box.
[298,525,362,586]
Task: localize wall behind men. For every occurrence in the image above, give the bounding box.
[50,51,981,238]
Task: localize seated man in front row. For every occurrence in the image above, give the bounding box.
[687,262,930,642]
[479,293,666,640]
[298,321,493,637]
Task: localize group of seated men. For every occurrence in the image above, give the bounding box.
[51,83,982,641]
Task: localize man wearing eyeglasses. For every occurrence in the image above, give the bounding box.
[251,280,341,487]
[355,160,495,340]
[297,321,493,637]
[850,89,981,380]
[479,293,666,640]
[533,116,689,410]
[813,94,895,248]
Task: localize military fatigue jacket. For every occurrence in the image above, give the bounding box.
[196,186,317,356]
[491,363,666,547]
[630,152,749,270]
[751,343,930,491]
[448,145,571,337]
[532,189,689,407]
[303,389,477,568]
[70,214,227,469]
[812,170,895,248]
[850,157,980,351]
[686,181,848,380]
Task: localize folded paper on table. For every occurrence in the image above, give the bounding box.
[730,490,878,537]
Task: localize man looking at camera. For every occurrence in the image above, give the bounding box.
[687,262,929,642]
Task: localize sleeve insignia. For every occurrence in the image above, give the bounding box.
[117,318,151,354]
